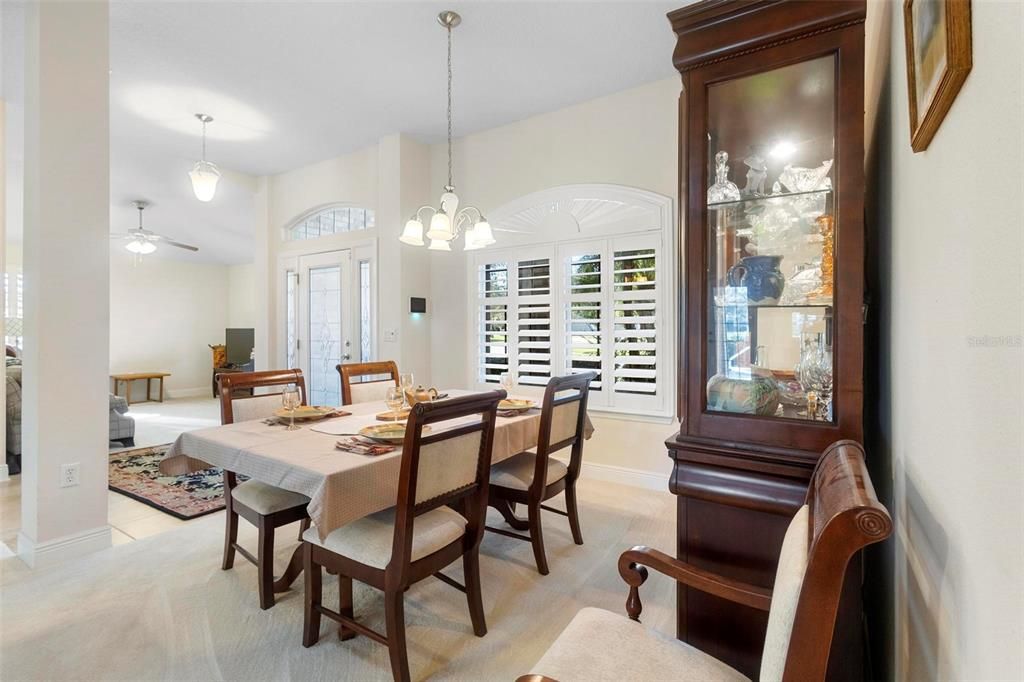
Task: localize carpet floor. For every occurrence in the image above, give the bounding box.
[0,478,677,681]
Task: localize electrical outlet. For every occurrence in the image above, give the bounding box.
[60,462,80,488]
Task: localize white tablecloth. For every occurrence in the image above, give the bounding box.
[160,391,590,539]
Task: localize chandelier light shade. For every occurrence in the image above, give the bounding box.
[189,113,221,202]
[400,218,425,246]
[399,11,494,253]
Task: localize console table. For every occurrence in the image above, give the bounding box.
[111,372,170,405]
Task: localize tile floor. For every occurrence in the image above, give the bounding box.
[0,396,222,552]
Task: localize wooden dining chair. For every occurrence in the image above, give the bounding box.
[301,390,505,682]
[218,369,312,610]
[486,372,596,575]
[517,440,893,682]
[337,360,400,405]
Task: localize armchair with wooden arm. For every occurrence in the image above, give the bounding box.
[518,440,892,682]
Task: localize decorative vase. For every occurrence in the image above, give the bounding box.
[706,367,780,416]
[727,255,786,304]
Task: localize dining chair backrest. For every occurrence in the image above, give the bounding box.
[389,390,505,575]
[531,372,596,495]
[218,369,307,425]
[337,360,400,406]
[763,440,892,682]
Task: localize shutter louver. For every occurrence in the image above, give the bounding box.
[516,258,552,386]
[478,262,510,384]
[565,253,603,390]
[613,248,657,395]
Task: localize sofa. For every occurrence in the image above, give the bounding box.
[5,361,136,475]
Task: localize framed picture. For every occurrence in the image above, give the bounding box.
[903,0,972,152]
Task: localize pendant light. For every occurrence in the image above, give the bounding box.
[399,11,495,252]
[189,113,221,202]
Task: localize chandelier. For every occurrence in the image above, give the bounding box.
[399,11,494,252]
[189,113,221,202]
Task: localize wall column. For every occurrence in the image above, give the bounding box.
[19,0,111,567]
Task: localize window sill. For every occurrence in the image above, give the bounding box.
[585,408,677,426]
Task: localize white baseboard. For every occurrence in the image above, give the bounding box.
[165,387,209,399]
[17,526,112,569]
[553,457,668,492]
[0,463,8,483]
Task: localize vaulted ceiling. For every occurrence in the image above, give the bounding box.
[6,1,683,264]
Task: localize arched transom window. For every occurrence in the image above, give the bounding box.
[288,206,375,241]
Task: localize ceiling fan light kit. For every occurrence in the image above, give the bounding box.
[189,113,221,202]
[398,11,495,253]
[111,200,200,259]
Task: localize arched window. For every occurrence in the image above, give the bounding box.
[470,184,674,417]
[287,205,375,241]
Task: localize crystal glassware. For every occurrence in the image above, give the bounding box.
[707,151,742,205]
[778,159,833,193]
[399,373,414,406]
[796,334,833,420]
[499,371,517,397]
[281,384,301,431]
[385,387,404,423]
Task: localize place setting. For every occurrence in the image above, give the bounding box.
[497,372,538,417]
[262,384,350,430]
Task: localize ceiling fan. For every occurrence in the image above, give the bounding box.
[111,201,199,254]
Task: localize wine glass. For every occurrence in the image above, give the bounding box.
[282,384,301,431]
[499,372,517,397]
[385,387,404,423]
[399,373,414,406]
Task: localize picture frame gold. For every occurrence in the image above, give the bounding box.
[903,0,973,152]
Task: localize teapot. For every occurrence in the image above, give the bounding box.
[405,385,439,405]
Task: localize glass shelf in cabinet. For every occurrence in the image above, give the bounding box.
[707,188,832,211]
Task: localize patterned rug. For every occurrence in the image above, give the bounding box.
[109,444,230,520]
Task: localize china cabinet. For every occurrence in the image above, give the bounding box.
[666,1,867,679]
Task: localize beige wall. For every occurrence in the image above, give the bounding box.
[109,249,251,396]
[868,1,1024,678]
[428,77,680,481]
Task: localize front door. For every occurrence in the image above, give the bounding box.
[294,250,354,407]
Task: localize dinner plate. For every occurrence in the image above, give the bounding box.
[359,423,431,444]
[498,398,536,412]
[273,405,337,421]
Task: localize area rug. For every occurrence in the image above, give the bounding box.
[109,444,230,520]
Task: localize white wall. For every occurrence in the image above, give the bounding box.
[868,1,1024,678]
[227,263,256,329]
[109,249,231,396]
[428,77,680,480]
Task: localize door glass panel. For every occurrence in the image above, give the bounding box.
[308,265,342,406]
[286,271,298,369]
[704,55,836,422]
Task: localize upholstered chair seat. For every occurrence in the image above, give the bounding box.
[231,480,311,516]
[532,607,749,682]
[490,451,568,491]
[302,506,467,570]
[526,505,815,682]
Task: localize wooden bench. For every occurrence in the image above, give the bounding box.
[111,372,170,405]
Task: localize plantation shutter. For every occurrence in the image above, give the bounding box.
[612,240,658,397]
[563,247,605,391]
[516,257,552,386]
[478,261,510,384]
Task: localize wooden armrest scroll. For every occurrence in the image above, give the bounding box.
[618,546,772,621]
[516,676,559,682]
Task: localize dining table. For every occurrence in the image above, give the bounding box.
[159,389,593,595]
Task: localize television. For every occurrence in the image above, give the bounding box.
[225,328,255,367]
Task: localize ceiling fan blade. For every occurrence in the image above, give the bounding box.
[152,236,199,252]
[110,233,134,240]
[492,227,533,234]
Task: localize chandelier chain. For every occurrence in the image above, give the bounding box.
[446,22,453,189]
[201,119,207,162]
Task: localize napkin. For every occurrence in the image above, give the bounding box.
[335,437,396,456]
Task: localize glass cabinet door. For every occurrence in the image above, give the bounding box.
[704,55,836,422]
